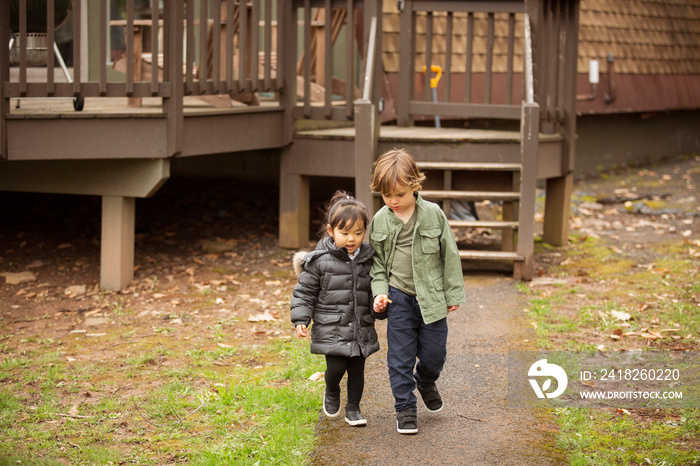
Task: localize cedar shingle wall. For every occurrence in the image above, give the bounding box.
[382,6,526,73]
[381,0,700,75]
[579,0,700,74]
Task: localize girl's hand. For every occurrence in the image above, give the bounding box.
[447,305,459,312]
[373,294,389,313]
[295,324,308,338]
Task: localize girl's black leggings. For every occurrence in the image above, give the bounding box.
[325,355,366,411]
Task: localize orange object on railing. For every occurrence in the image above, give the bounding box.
[421,65,442,89]
[422,65,442,127]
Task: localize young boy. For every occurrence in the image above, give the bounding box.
[369,148,466,435]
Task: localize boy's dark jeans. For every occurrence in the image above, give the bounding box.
[387,286,448,412]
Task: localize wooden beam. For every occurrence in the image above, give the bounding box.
[0,159,169,197]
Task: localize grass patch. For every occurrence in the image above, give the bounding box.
[0,334,325,464]
[523,232,700,464]
[557,408,700,466]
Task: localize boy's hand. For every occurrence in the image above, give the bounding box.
[295,324,308,338]
[373,294,390,313]
[447,305,459,312]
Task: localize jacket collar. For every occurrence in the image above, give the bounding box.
[318,235,374,262]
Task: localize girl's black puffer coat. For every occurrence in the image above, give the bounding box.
[290,236,379,358]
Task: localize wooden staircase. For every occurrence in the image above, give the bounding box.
[280,0,579,283]
[416,160,526,267]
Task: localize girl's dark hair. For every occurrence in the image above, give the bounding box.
[320,190,369,237]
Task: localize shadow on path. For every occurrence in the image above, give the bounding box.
[309,274,567,465]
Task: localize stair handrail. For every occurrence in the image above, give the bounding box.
[361,14,378,102]
[523,13,535,105]
[353,10,380,216]
[517,11,540,280]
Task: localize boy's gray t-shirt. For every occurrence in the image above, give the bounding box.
[389,209,416,296]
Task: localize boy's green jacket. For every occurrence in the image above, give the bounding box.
[369,193,466,324]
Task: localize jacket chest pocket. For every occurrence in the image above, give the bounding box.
[370,231,390,255]
[419,228,441,254]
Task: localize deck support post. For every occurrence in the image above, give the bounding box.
[279,148,310,249]
[542,173,572,246]
[101,196,135,290]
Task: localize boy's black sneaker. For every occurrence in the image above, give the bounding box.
[344,410,367,426]
[396,409,418,434]
[416,382,444,412]
[323,390,341,418]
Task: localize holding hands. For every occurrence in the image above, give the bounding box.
[373,294,390,313]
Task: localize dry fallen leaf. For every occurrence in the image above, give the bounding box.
[308,372,325,382]
[611,310,632,321]
[248,310,281,322]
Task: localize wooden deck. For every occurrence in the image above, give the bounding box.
[297,124,564,146]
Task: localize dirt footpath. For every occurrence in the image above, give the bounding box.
[309,274,566,466]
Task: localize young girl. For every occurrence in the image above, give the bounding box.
[290,191,379,426]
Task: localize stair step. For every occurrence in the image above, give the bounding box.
[459,250,524,261]
[421,190,520,202]
[449,220,519,229]
[416,162,521,172]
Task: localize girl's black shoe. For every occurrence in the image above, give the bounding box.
[344,410,367,426]
[323,390,341,418]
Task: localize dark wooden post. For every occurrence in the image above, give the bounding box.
[0,0,9,160]
[527,0,580,248]
[355,99,376,214]
[396,0,414,126]
[355,0,381,214]
[280,0,297,145]
[164,0,184,157]
[279,147,311,249]
[516,102,540,280]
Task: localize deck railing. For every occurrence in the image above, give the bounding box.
[1,1,282,101]
[291,0,375,122]
[396,0,529,126]
[0,0,380,159]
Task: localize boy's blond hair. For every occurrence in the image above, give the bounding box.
[370,148,426,195]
